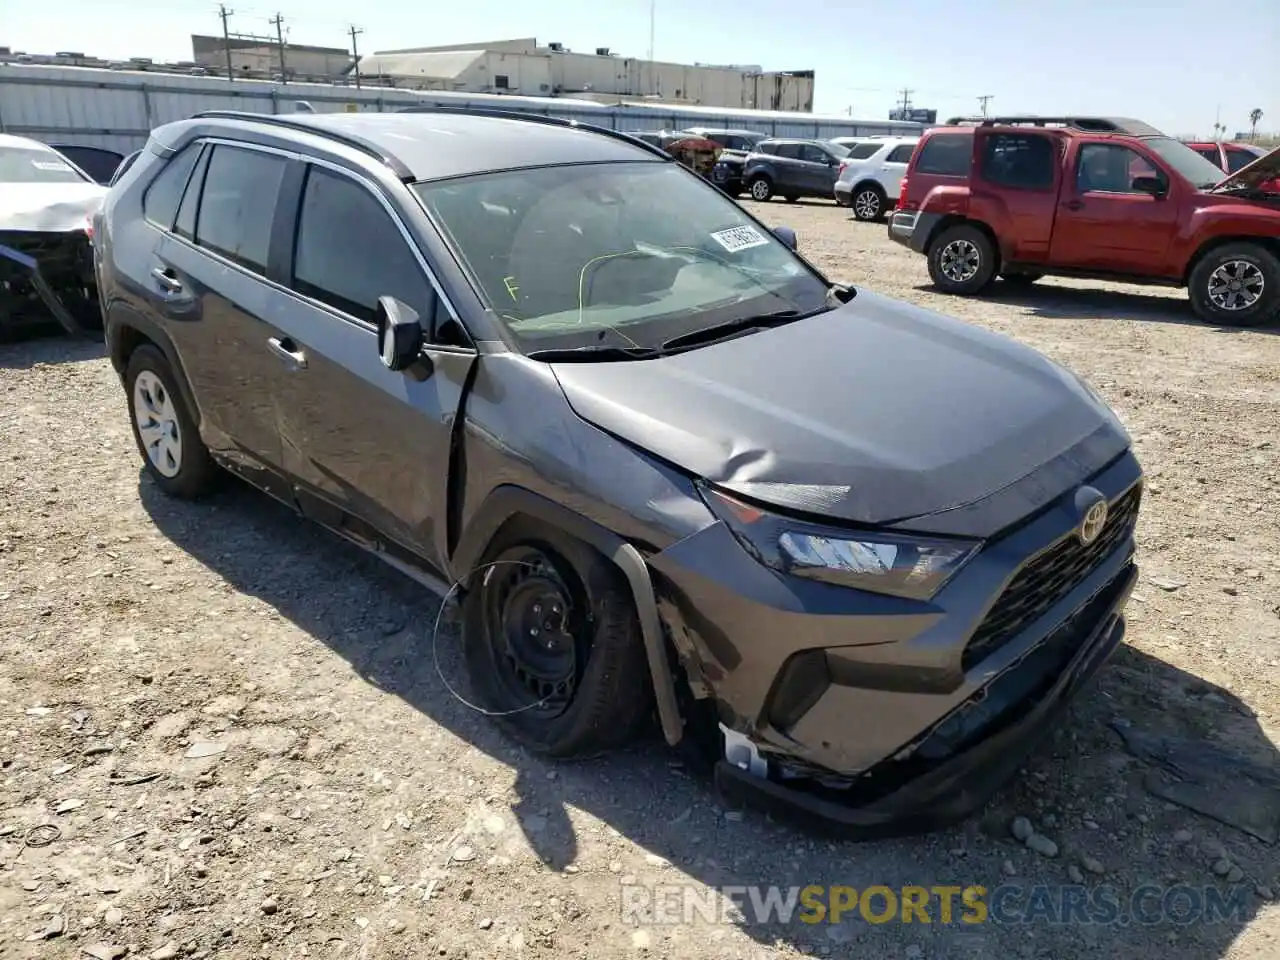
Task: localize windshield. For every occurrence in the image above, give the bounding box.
[826,141,851,158]
[1142,136,1230,189]
[413,161,831,353]
[844,141,882,160]
[0,146,90,184]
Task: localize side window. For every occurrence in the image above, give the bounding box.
[1226,149,1258,173]
[109,150,142,187]
[1076,144,1162,194]
[847,142,882,160]
[194,145,287,274]
[1194,147,1223,167]
[800,144,829,164]
[757,142,777,155]
[775,143,801,160]
[981,133,1055,190]
[914,135,972,175]
[142,144,202,230]
[174,145,211,240]
[886,144,916,163]
[292,166,434,325]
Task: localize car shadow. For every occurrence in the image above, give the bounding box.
[912,281,1280,333]
[138,476,1276,957]
[0,330,106,368]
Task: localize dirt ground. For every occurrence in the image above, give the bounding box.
[2,199,1278,960]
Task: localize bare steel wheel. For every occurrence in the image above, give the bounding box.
[1188,242,1280,328]
[927,223,997,295]
[461,525,652,758]
[132,370,183,478]
[124,344,221,498]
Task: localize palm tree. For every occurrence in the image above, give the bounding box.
[1249,108,1263,142]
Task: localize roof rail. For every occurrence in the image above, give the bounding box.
[189,110,415,180]
[393,105,673,161]
[944,115,1129,132]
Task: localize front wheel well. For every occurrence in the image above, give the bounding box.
[1183,236,1280,286]
[109,322,157,376]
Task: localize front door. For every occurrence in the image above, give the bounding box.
[1047,141,1181,276]
[270,163,476,570]
[147,141,296,494]
[798,143,838,196]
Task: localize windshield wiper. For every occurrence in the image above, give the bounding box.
[659,307,820,352]
[526,344,663,363]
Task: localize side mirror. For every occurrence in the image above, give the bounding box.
[375,295,424,372]
[772,225,798,251]
[1132,175,1167,197]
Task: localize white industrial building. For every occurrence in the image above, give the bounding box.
[357,38,815,112]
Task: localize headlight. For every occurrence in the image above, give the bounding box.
[700,486,980,601]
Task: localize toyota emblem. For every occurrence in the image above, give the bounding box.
[1079,498,1109,546]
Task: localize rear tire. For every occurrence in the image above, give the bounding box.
[748,176,774,202]
[461,523,652,759]
[1188,242,1280,328]
[852,185,886,222]
[927,224,997,295]
[124,345,221,499]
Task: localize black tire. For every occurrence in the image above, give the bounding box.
[927,224,998,295]
[124,344,221,499]
[461,523,652,759]
[1187,242,1280,328]
[747,176,774,202]
[1000,271,1044,286]
[852,184,886,222]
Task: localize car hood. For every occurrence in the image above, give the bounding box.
[0,182,109,232]
[550,289,1127,527]
[1212,143,1280,192]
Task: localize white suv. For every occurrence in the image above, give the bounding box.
[832,136,919,221]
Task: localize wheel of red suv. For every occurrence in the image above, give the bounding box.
[124,345,221,499]
[927,224,997,295]
[1188,243,1280,328]
[1000,271,1044,286]
[461,525,652,758]
[748,176,774,201]
[852,185,886,222]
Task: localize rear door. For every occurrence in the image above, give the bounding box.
[1047,139,1181,275]
[771,142,805,192]
[879,142,916,198]
[270,162,477,569]
[148,140,297,495]
[972,129,1063,262]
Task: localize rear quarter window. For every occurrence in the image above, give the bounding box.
[913,134,972,175]
[847,142,882,160]
[142,144,203,230]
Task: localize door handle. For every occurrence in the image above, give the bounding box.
[1062,199,1085,211]
[151,267,183,293]
[267,336,308,370]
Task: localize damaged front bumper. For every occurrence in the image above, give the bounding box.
[715,562,1136,838]
[0,230,100,338]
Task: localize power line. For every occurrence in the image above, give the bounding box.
[217,4,235,81]
[348,24,363,89]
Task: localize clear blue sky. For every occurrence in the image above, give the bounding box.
[3,0,1276,138]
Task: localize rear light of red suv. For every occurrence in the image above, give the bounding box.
[896,177,915,212]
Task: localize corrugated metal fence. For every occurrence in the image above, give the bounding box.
[0,63,921,154]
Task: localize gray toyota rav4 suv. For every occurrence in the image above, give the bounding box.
[95,108,1143,837]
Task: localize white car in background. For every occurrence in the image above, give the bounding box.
[832,136,919,221]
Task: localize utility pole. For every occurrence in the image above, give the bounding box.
[218,4,235,81]
[269,13,287,83]
[348,24,364,89]
[978,94,993,118]
[647,0,656,96]
[898,88,913,115]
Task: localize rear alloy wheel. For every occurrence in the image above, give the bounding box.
[125,345,221,499]
[1188,243,1280,328]
[852,185,886,222]
[462,530,651,758]
[927,224,997,295]
[749,177,774,202]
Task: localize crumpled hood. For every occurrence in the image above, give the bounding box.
[1213,143,1280,192]
[551,289,1126,526]
[0,182,108,232]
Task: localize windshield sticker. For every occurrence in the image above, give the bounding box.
[31,159,73,172]
[710,224,769,253]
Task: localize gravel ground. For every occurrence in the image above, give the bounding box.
[2,199,1278,960]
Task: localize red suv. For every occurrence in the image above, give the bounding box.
[889,116,1280,328]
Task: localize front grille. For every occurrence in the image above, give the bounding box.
[961,484,1141,670]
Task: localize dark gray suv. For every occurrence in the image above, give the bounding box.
[95,109,1143,837]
